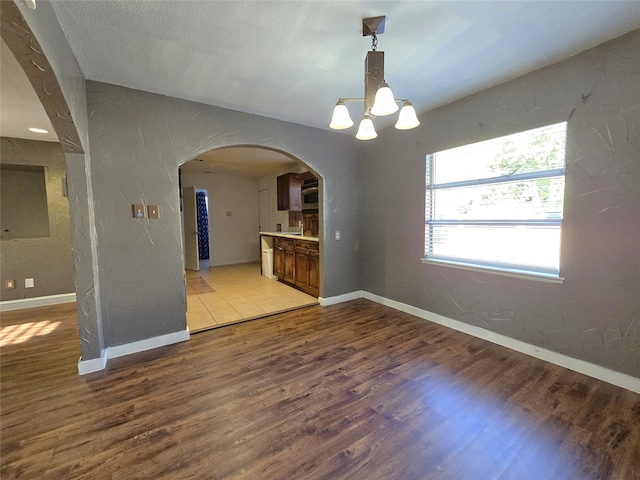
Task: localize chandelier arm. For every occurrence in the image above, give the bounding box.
[338,98,408,107]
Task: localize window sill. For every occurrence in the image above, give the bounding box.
[421,257,565,284]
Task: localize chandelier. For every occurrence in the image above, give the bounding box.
[329,16,420,140]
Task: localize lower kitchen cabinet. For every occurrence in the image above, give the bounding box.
[307,248,320,296]
[272,236,319,297]
[284,248,295,285]
[295,240,319,297]
[273,238,283,277]
[273,237,295,284]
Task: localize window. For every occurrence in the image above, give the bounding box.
[424,122,567,278]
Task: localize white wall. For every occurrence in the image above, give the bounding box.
[181,171,260,266]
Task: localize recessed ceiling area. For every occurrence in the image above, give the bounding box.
[180,147,299,178]
[0,38,57,143]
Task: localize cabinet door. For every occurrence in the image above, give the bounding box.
[273,238,283,278]
[283,249,295,284]
[294,240,319,297]
[277,173,302,211]
[308,250,320,297]
[310,216,319,237]
[295,247,310,290]
[303,213,319,237]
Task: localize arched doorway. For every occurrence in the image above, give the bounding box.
[1,2,105,370]
[178,145,322,332]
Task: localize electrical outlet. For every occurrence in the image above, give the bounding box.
[25,278,35,288]
[335,230,341,240]
[5,279,15,290]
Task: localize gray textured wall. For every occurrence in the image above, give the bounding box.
[360,30,640,378]
[86,81,361,348]
[0,138,75,301]
[15,0,105,360]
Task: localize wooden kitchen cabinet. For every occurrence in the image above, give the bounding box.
[308,249,319,295]
[271,235,320,297]
[302,213,319,237]
[273,237,283,278]
[283,247,295,284]
[294,240,320,297]
[273,237,295,284]
[277,173,301,211]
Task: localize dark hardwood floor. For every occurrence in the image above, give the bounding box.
[1,299,639,479]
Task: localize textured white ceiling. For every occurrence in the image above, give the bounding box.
[49,0,640,134]
[3,1,638,174]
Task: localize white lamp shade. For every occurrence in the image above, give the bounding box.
[329,101,354,129]
[395,101,420,130]
[370,82,399,116]
[355,115,377,140]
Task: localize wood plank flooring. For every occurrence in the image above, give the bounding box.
[1,299,639,479]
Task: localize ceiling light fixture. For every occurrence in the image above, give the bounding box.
[28,127,49,134]
[330,16,420,141]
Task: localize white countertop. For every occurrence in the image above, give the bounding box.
[259,232,319,242]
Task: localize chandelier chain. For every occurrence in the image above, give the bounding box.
[371,33,378,51]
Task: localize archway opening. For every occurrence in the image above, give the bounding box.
[177,145,322,332]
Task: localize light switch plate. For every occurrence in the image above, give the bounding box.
[148,205,159,219]
[132,204,145,219]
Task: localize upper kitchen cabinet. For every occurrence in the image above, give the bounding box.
[277,173,301,211]
[302,213,319,237]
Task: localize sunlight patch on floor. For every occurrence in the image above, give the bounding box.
[0,320,61,346]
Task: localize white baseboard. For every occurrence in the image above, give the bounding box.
[0,293,76,312]
[362,291,640,394]
[74,290,639,393]
[77,328,190,375]
[77,349,108,375]
[319,290,363,306]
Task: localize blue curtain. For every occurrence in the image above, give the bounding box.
[196,192,209,260]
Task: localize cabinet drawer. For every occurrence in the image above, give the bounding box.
[295,240,318,252]
[281,238,295,250]
[274,237,295,251]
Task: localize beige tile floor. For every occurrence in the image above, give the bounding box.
[185,261,318,333]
